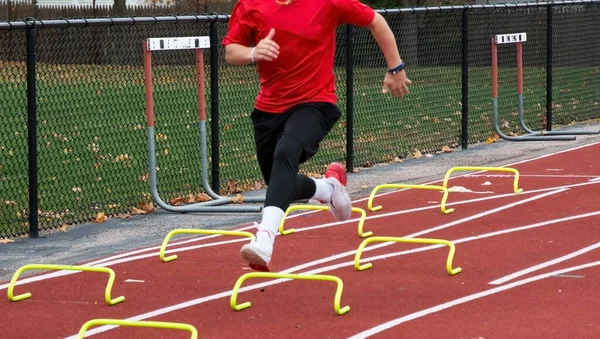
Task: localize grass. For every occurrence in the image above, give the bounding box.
[1,62,599,237]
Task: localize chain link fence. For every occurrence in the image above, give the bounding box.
[0,30,29,237]
[353,10,463,167]
[1,1,599,238]
[551,4,600,125]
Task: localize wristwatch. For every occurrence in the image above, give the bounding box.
[387,61,405,75]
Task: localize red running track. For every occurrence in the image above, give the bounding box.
[1,142,599,339]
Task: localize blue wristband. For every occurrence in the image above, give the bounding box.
[387,61,405,75]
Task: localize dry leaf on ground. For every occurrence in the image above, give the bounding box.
[93,212,108,223]
[169,197,185,206]
[231,194,244,204]
[139,201,155,213]
[0,238,15,244]
[442,145,453,153]
[196,193,212,202]
[228,180,242,194]
[131,207,147,215]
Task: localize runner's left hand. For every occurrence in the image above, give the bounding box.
[382,70,412,98]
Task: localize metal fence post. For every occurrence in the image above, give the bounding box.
[209,21,220,192]
[345,24,354,173]
[546,4,553,131]
[461,7,469,150]
[26,23,38,238]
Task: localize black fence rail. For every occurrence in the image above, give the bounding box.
[1,1,599,238]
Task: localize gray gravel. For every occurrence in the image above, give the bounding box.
[2,121,599,282]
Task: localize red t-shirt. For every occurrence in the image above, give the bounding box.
[222,0,375,113]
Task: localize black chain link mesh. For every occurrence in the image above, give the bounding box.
[0,30,28,238]
[1,2,600,238]
[32,22,213,233]
[552,4,600,125]
[352,11,463,167]
[215,21,263,190]
[468,6,548,141]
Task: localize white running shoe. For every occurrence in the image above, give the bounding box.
[324,176,352,221]
[240,226,274,272]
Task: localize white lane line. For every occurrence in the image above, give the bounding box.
[489,242,600,285]
[65,189,565,338]
[346,260,600,339]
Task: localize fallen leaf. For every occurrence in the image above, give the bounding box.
[184,194,196,204]
[392,156,402,162]
[139,201,155,213]
[1,238,15,244]
[360,184,368,189]
[169,197,185,206]
[114,213,131,219]
[60,224,68,232]
[196,193,212,202]
[131,207,147,215]
[254,181,264,190]
[231,194,244,204]
[541,116,548,129]
[305,172,322,179]
[227,180,242,194]
[352,168,360,173]
[442,145,453,153]
[485,137,495,144]
[93,212,108,223]
[412,150,422,158]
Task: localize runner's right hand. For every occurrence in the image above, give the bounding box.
[251,29,279,62]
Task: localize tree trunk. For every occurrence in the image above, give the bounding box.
[112,0,126,16]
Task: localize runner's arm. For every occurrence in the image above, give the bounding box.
[222,0,255,66]
[367,13,403,70]
[225,44,254,65]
